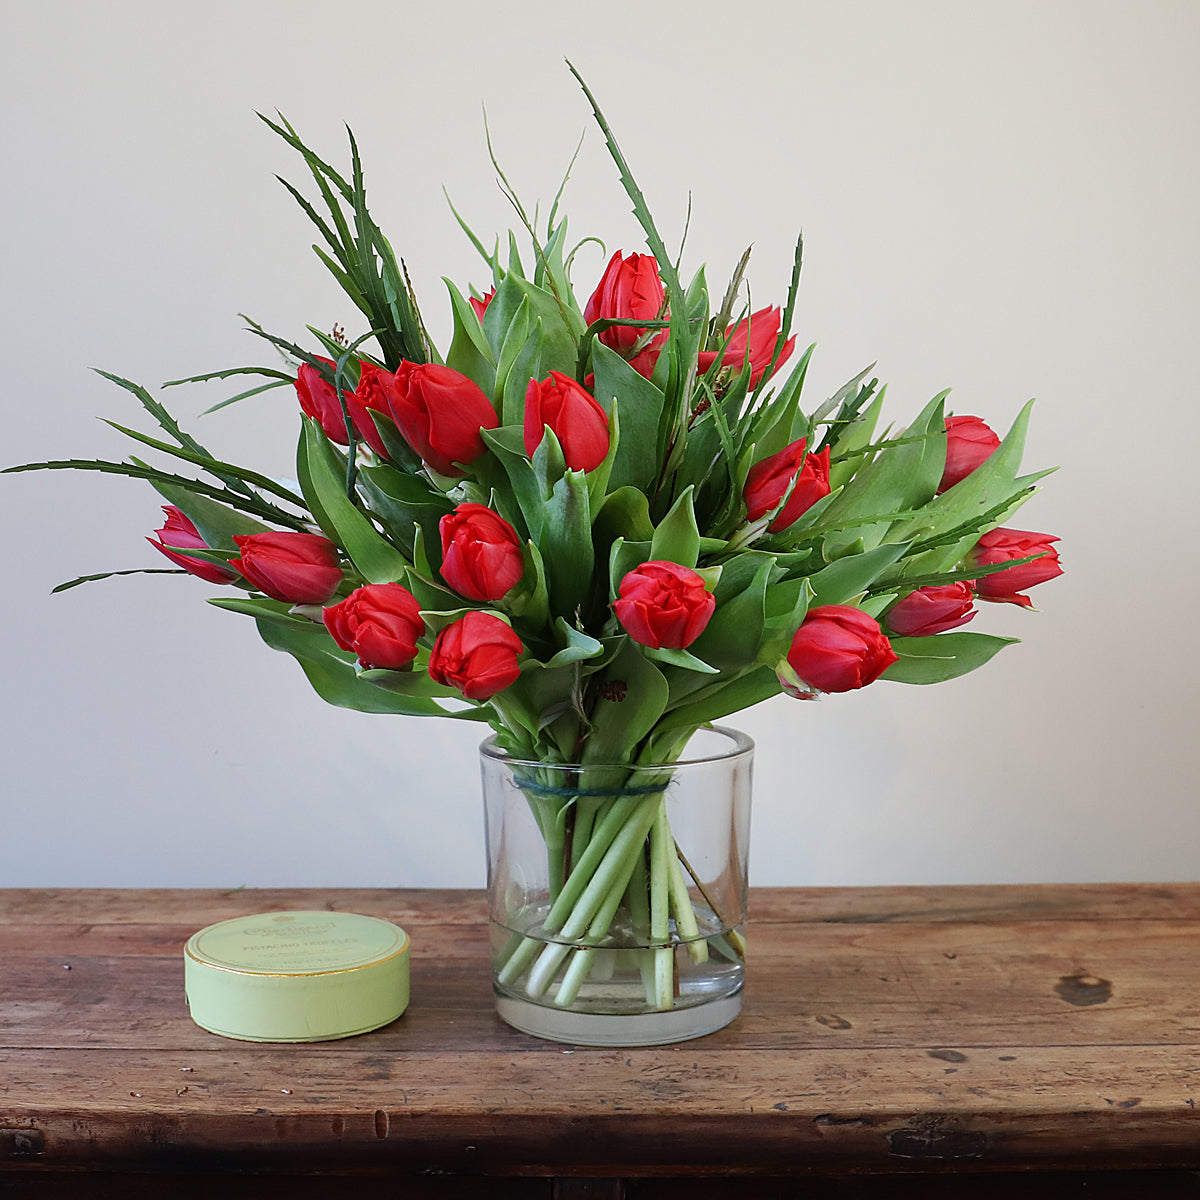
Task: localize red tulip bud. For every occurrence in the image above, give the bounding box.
[323,583,424,671]
[148,507,237,584]
[523,371,610,473]
[230,531,343,604]
[613,560,716,650]
[343,360,395,460]
[885,582,977,637]
[782,605,898,694]
[743,440,832,532]
[428,611,523,701]
[969,528,1062,608]
[939,415,1000,492]
[295,357,397,460]
[294,358,352,445]
[384,361,498,477]
[439,504,525,602]
[469,287,495,322]
[584,250,667,356]
[697,306,795,388]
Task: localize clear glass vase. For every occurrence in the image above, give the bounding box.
[481,726,753,1046]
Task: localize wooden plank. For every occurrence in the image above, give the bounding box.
[4,886,1200,1180]
[1,1043,1198,1172]
[4,919,1200,1051]
[5,884,1200,927]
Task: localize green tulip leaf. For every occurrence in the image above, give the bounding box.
[882,632,1019,685]
[542,619,605,669]
[826,390,885,492]
[297,418,409,583]
[501,313,545,428]
[253,614,455,716]
[358,668,467,704]
[594,486,655,544]
[480,426,544,542]
[357,409,422,474]
[608,537,653,599]
[582,642,670,762]
[444,278,496,397]
[819,391,946,552]
[590,342,666,492]
[480,270,528,360]
[688,557,773,672]
[643,645,720,675]
[659,665,781,733]
[542,468,594,619]
[357,462,452,559]
[210,595,322,628]
[889,399,1039,575]
[650,486,700,569]
[807,541,911,608]
[504,541,551,627]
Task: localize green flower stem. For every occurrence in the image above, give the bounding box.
[569,796,600,874]
[496,788,646,990]
[650,799,674,1010]
[554,854,637,1007]
[554,949,594,1008]
[495,928,543,987]
[526,797,660,997]
[524,792,568,904]
[667,844,708,965]
[541,792,647,934]
[627,850,657,1006]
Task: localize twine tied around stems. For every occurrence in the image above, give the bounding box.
[511,776,668,800]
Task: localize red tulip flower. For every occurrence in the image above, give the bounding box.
[323,583,424,671]
[939,415,1000,492]
[743,440,832,532]
[230,531,343,604]
[697,306,795,388]
[343,360,395,460]
[428,611,523,701]
[148,506,238,584]
[969,528,1062,608]
[294,358,353,445]
[295,357,396,459]
[583,250,667,375]
[439,504,525,602]
[783,605,898,695]
[523,371,610,472]
[614,561,716,650]
[886,582,977,637]
[469,287,495,323]
[384,361,498,477]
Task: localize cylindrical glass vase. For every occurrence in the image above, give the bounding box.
[481,726,753,1046]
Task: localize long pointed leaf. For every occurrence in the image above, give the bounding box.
[3,458,309,529]
[100,419,307,508]
[51,568,185,594]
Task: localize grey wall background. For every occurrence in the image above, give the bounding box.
[3,1,1195,888]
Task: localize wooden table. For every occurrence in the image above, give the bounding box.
[3,885,1200,1197]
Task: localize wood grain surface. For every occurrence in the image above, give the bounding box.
[2,885,1199,1190]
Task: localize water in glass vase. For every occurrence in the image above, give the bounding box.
[481,728,754,1047]
[490,903,746,1046]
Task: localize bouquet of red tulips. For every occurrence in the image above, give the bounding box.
[11,71,1060,1014]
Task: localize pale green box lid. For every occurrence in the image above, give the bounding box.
[184,910,409,1043]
